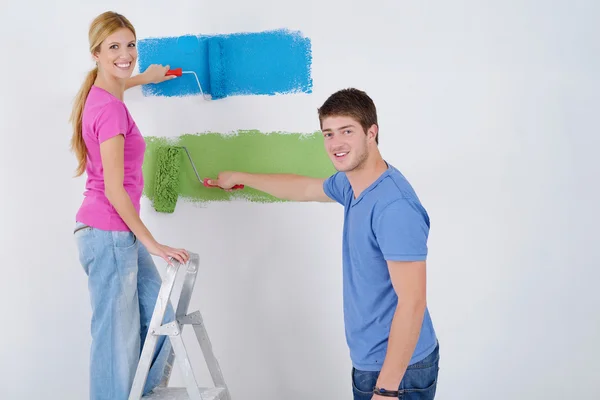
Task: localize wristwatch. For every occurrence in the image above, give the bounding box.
[373,387,400,397]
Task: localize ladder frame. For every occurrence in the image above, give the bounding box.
[128,252,230,400]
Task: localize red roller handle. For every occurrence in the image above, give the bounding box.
[166,67,183,76]
[203,178,244,190]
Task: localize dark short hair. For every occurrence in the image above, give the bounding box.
[317,88,378,144]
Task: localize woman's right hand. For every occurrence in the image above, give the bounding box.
[146,241,190,266]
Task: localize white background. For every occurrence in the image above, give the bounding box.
[1,1,599,399]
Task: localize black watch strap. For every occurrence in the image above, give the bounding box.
[373,387,400,397]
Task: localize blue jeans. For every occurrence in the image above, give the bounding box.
[352,342,439,399]
[74,222,174,400]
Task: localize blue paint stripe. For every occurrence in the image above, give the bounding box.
[137,29,313,99]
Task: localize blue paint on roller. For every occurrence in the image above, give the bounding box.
[137,29,312,99]
[207,37,226,99]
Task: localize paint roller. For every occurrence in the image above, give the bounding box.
[152,145,244,213]
[163,37,227,100]
[165,68,210,100]
[207,37,226,100]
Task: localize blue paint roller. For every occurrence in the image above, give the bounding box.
[164,37,226,100]
[207,38,226,100]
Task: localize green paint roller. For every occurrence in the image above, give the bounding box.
[152,145,244,213]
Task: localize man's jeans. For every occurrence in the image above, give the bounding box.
[74,222,174,400]
[352,342,440,399]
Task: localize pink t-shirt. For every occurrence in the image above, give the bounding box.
[75,85,146,231]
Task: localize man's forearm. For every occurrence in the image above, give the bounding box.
[376,301,426,391]
[234,172,325,202]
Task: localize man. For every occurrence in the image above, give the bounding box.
[207,88,439,399]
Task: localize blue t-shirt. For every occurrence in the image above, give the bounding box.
[323,162,437,371]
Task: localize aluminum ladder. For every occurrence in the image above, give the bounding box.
[128,252,230,400]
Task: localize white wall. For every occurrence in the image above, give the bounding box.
[1,0,599,399]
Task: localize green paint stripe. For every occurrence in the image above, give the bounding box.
[142,130,336,204]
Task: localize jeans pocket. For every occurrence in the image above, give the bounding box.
[400,378,437,399]
[73,222,91,235]
[111,230,137,249]
[74,223,95,276]
[110,231,139,282]
[351,368,379,397]
[400,358,439,399]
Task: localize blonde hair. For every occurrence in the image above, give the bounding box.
[69,11,136,176]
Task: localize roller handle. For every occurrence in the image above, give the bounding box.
[203,178,244,190]
[166,68,183,76]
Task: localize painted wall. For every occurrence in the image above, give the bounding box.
[1,0,599,399]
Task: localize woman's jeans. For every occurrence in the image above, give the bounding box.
[74,222,174,400]
[352,342,440,399]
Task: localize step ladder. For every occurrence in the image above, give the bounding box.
[128,252,231,400]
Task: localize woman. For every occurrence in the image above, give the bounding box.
[69,11,189,400]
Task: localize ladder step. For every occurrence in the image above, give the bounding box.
[129,253,230,400]
[143,386,227,400]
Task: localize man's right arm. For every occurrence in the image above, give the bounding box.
[206,172,334,202]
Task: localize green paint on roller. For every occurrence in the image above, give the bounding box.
[152,146,183,213]
[143,130,336,210]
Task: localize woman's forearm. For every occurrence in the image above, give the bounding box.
[105,185,155,246]
[124,73,148,90]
